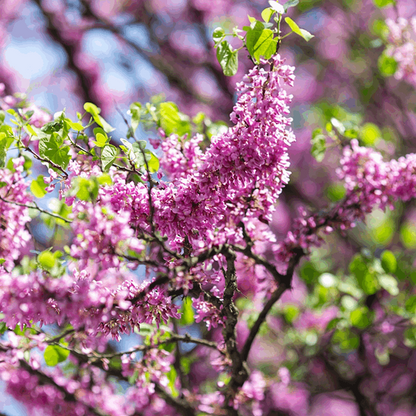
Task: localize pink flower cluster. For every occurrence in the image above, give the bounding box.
[0,158,33,270]
[192,293,224,331]
[385,17,416,87]
[274,139,416,268]
[69,199,144,269]
[154,55,295,251]
[0,268,180,342]
[159,133,204,181]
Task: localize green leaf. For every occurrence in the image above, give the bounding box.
[378,53,398,77]
[326,183,346,202]
[216,41,238,76]
[159,102,181,136]
[285,17,314,41]
[311,128,326,162]
[283,304,299,323]
[97,173,112,186]
[400,222,416,249]
[93,132,109,148]
[44,345,70,367]
[0,130,14,168]
[350,306,373,329]
[332,328,360,351]
[372,19,389,39]
[246,22,277,63]
[66,119,84,131]
[373,0,395,8]
[360,123,381,146]
[0,111,5,124]
[380,250,397,274]
[101,144,118,172]
[167,367,179,397]
[283,0,300,11]
[38,132,71,170]
[83,102,115,133]
[213,27,225,43]
[72,177,99,202]
[300,261,320,284]
[261,7,275,22]
[146,150,160,173]
[405,296,416,314]
[404,327,416,348]
[378,274,399,296]
[30,175,48,198]
[38,250,56,269]
[42,120,63,135]
[269,1,285,14]
[325,317,343,331]
[129,102,142,134]
[349,254,379,295]
[84,102,100,116]
[14,324,36,336]
[180,298,194,326]
[0,322,7,334]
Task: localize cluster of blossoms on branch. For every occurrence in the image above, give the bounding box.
[1,5,416,414]
[274,138,416,266]
[385,16,416,87]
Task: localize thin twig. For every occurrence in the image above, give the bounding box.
[0,195,72,223]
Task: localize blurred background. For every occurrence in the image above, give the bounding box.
[1,0,416,414]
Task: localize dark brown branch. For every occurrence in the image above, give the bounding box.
[221,248,247,415]
[15,358,110,416]
[154,384,196,416]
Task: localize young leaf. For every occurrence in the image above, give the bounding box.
[378,53,398,77]
[66,119,84,131]
[213,27,225,43]
[129,102,142,133]
[159,102,181,135]
[93,132,109,148]
[38,132,71,170]
[380,250,397,274]
[146,150,160,173]
[44,345,70,367]
[72,177,99,201]
[373,0,395,8]
[0,132,14,168]
[269,1,285,14]
[349,254,379,295]
[350,307,373,329]
[285,17,314,41]
[216,41,238,76]
[38,250,56,269]
[180,298,195,326]
[30,175,48,198]
[311,128,326,162]
[101,144,118,172]
[83,102,115,133]
[261,7,275,22]
[283,0,299,11]
[246,21,277,63]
